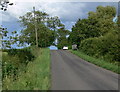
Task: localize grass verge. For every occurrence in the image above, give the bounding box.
[3,48,51,90]
[69,50,119,74]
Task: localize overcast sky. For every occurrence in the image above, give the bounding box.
[0,0,118,34]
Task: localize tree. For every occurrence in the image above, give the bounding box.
[47,16,64,45]
[88,6,116,35]
[0,26,10,49]
[74,6,119,62]
[47,16,62,30]
[57,26,70,49]
[69,6,116,48]
[0,26,19,49]
[69,18,99,48]
[19,11,56,47]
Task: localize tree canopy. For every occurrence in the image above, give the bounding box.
[68,6,119,62]
[18,11,58,47]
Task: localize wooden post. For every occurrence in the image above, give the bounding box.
[33,7,38,47]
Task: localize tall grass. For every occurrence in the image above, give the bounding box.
[70,50,119,74]
[3,48,51,90]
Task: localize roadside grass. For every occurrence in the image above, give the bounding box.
[69,50,119,74]
[3,48,51,90]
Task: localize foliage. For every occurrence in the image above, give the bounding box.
[80,31,120,62]
[69,6,119,65]
[2,47,35,79]
[69,6,116,48]
[57,27,70,49]
[0,26,19,49]
[2,48,51,90]
[47,16,63,30]
[68,19,100,47]
[47,16,66,46]
[18,11,57,47]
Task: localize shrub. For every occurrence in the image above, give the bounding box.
[2,47,35,79]
[79,31,120,63]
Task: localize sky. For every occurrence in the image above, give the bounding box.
[1,0,118,31]
[0,0,119,49]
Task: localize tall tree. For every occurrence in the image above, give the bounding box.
[19,11,55,47]
[47,16,64,45]
[69,6,116,48]
[57,26,70,49]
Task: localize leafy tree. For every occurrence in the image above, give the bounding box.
[69,6,119,63]
[47,16,63,30]
[19,11,56,47]
[57,26,70,49]
[88,6,116,35]
[69,6,116,48]
[69,18,100,48]
[0,26,11,49]
[47,16,64,45]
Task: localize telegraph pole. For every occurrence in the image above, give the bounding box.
[33,6,38,47]
[118,1,120,16]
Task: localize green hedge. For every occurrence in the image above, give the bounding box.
[2,47,35,81]
[80,31,120,63]
[2,48,51,90]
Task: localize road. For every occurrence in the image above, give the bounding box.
[51,50,118,90]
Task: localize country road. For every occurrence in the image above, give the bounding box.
[51,50,118,90]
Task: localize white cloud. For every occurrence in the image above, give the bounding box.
[1,0,118,22]
[10,0,119,2]
[1,0,87,22]
[4,2,35,20]
[34,2,86,22]
[1,0,118,31]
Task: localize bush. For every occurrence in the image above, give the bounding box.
[2,47,35,79]
[7,48,34,64]
[3,48,51,90]
[80,31,120,63]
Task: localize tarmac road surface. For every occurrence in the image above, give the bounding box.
[51,50,118,90]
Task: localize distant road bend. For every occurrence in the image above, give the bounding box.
[51,50,118,90]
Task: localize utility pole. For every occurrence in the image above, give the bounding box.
[33,6,38,47]
[118,1,120,16]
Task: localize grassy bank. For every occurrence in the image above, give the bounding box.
[70,50,119,74]
[3,48,51,90]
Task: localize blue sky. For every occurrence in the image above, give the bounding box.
[0,1,118,49]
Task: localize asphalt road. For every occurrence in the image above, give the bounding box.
[51,50,118,90]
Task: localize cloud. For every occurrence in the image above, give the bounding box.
[1,0,118,31]
[1,1,87,23]
[10,0,119,2]
[37,2,86,21]
[1,0,117,22]
[1,2,35,21]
